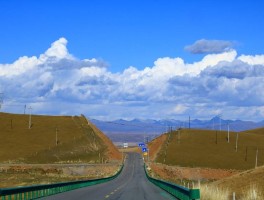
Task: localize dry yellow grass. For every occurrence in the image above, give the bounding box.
[149,128,264,199]
[0,112,121,163]
[0,164,120,188]
[200,185,230,200]
[155,128,264,170]
[148,133,168,161]
[211,165,264,197]
[242,127,264,135]
[200,184,264,200]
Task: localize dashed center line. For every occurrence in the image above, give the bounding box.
[104,187,120,199]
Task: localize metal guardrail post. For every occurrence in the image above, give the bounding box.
[189,189,200,200]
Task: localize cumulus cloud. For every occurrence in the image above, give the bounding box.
[1,37,264,121]
[42,37,70,59]
[238,54,264,65]
[185,39,234,54]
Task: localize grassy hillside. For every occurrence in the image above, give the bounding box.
[148,133,168,161]
[0,112,121,163]
[211,165,264,196]
[154,128,264,170]
[242,127,264,135]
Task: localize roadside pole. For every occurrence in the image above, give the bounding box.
[255,148,259,168]
[227,123,230,143]
[56,127,58,146]
[235,132,239,152]
[148,144,150,164]
[28,106,32,129]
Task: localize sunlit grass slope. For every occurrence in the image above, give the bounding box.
[0,112,121,163]
[242,127,264,135]
[154,128,264,170]
[211,165,264,197]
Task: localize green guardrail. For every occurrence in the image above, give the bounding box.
[145,164,200,200]
[0,164,123,200]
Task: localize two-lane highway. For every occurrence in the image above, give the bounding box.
[41,152,176,200]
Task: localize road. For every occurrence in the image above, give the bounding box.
[41,152,176,200]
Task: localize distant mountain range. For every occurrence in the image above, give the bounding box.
[91,117,264,143]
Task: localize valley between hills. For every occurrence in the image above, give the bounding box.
[1,112,264,198]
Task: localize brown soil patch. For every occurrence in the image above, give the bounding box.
[0,164,121,188]
[85,116,122,161]
[148,133,168,161]
[149,163,240,184]
[119,147,140,153]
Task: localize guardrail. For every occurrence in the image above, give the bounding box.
[145,165,200,200]
[0,164,123,200]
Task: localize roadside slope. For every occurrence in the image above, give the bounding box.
[242,127,264,135]
[211,165,264,196]
[153,129,264,170]
[0,112,121,163]
[84,115,122,161]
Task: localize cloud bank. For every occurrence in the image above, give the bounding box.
[185,39,234,54]
[1,38,264,121]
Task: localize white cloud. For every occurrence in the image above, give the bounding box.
[40,37,72,60]
[186,50,237,75]
[172,104,188,114]
[238,54,264,65]
[0,56,39,77]
[1,38,264,121]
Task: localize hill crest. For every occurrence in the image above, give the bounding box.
[0,112,121,163]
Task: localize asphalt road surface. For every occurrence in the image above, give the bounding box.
[41,152,176,200]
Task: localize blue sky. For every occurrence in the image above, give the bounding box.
[1,0,264,70]
[1,1,264,121]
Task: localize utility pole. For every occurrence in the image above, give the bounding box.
[227,123,230,143]
[28,106,32,129]
[235,132,239,152]
[24,105,27,114]
[245,146,248,161]
[255,148,259,168]
[56,127,58,146]
[219,115,222,132]
[215,131,218,144]
[177,129,181,144]
[148,146,150,164]
[189,116,190,129]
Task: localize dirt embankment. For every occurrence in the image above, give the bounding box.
[149,163,240,184]
[85,116,122,161]
[0,164,121,188]
[148,133,168,161]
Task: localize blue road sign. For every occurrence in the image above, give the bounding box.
[138,143,145,147]
[142,147,148,152]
